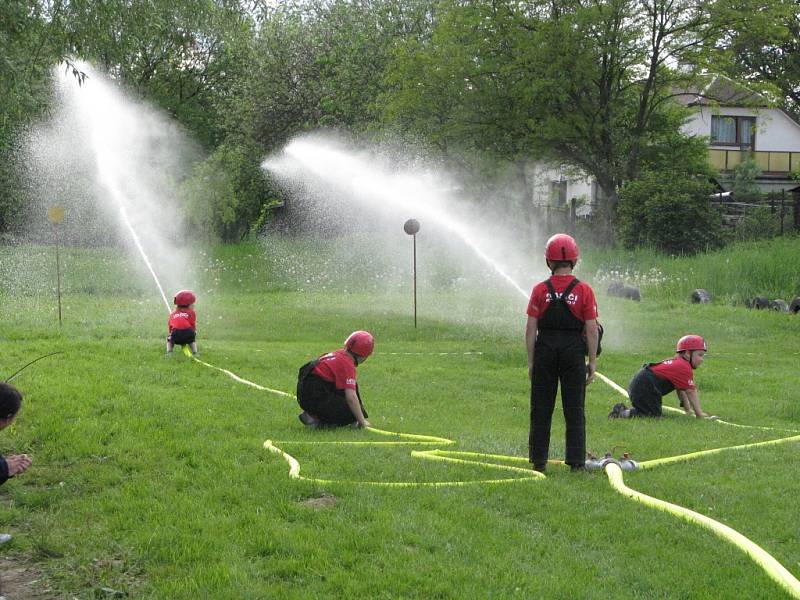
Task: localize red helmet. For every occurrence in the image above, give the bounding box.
[544,234,579,262]
[344,330,375,358]
[174,290,196,306]
[676,335,707,352]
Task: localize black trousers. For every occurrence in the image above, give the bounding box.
[298,373,368,426]
[529,333,586,468]
[169,328,196,345]
[628,367,664,417]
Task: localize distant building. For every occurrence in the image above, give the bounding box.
[678,74,800,195]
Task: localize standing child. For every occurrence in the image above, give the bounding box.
[609,335,709,419]
[166,290,198,356]
[296,331,374,428]
[526,234,599,472]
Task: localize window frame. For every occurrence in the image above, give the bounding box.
[710,115,756,150]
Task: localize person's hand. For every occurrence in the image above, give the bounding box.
[360,419,372,428]
[697,411,709,418]
[585,360,597,384]
[6,454,31,476]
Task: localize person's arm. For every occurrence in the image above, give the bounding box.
[584,319,598,383]
[677,390,691,414]
[344,388,371,427]
[525,316,538,380]
[683,388,708,418]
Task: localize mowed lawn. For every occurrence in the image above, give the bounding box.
[0,240,798,598]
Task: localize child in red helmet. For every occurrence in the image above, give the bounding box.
[296,331,374,428]
[609,335,709,418]
[166,290,198,356]
[526,233,599,472]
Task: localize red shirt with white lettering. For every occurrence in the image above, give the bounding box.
[312,349,357,390]
[168,308,197,332]
[649,355,696,390]
[526,275,598,321]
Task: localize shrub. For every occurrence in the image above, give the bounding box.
[617,172,724,254]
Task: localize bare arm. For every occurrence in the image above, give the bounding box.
[677,390,690,414]
[584,319,598,383]
[525,316,538,379]
[683,388,708,418]
[344,388,371,427]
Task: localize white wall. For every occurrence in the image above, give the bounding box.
[683,106,800,152]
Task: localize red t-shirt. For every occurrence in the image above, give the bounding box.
[168,308,197,333]
[649,356,696,390]
[312,349,357,390]
[526,275,598,321]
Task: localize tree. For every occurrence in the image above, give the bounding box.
[0,0,68,232]
[381,0,730,216]
[617,133,723,253]
[715,0,799,118]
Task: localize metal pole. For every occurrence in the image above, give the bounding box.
[413,233,417,328]
[55,231,63,326]
[403,218,421,329]
[780,191,785,236]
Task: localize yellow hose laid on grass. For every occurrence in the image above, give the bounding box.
[605,463,800,599]
[263,439,544,487]
[638,434,800,470]
[185,346,293,397]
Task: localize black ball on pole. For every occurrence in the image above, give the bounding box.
[403,218,420,235]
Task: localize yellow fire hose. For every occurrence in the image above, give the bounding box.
[605,462,800,599]
[191,350,799,594]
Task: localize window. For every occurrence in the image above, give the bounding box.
[711,115,755,149]
[550,180,567,206]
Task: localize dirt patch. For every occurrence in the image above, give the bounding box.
[297,493,338,509]
[0,555,53,599]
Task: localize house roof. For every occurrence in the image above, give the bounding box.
[673,74,767,108]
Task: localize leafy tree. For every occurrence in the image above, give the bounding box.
[0,1,71,233]
[617,134,723,253]
[381,0,731,216]
[180,141,273,241]
[715,0,799,117]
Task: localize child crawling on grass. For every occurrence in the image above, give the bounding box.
[166,290,198,356]
[296,331,373,428]
[609,335,711,419]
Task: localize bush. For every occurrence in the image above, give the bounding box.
[617,172,724,254]
[180,142,275,242]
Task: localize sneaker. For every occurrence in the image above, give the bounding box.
[298,412,321,428]
[608,402,627,418]
[0,533,12,544]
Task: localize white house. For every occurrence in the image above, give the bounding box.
[528,75,800,213]
[678,75,800,194]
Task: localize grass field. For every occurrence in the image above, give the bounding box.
[0,236,799,598]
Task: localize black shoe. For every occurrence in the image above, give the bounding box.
[608,402,627,418]
[532,464,546,473]
[298,412,321,428]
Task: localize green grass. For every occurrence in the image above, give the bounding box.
[0,237,799,598]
